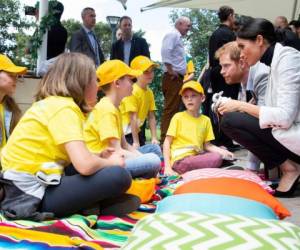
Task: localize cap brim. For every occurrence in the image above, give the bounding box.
[126,69,143,78]
[179,86,204,96]
[4,65,27,74]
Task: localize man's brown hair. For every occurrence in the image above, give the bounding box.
[215,41,241,62]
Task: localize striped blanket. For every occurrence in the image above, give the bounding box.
[0,176,181,249]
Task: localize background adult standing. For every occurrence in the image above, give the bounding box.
[110,16,150,65]
[208,6,240,151]
[69,7,105,66]
[110,16,151,145]
[160,16,191,145]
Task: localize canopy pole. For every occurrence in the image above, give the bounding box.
[292,0,298,19]
[36,0,48,76]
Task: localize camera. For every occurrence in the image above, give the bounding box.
[25,6,37,16]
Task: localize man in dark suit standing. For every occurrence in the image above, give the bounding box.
[70,7,105,66]
[110,16,150,65]
[208,5,240,151]
[111,16,150,145]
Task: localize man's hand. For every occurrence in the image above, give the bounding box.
[218,99,241,115]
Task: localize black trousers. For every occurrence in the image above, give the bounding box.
[221,112,300,169]
[41,166,140,218]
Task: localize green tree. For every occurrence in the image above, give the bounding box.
[0,0,30,63]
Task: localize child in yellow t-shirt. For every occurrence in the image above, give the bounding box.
[120,56,160,148]
[0,53,139,220]
[84,60,161,179]
[0,54,26,157]
[163,81,234,175]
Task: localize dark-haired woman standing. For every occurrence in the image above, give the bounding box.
[218,18,300,197]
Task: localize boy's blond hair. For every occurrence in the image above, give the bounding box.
[215,41,241,62]
[36,53,95,113]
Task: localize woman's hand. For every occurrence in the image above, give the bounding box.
[218,100,241,115]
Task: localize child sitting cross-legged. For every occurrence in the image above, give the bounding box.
[84,60,161,179]
[163,81,234,175]
[0,53,139,220]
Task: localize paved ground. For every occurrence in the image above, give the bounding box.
[234,149,300,225]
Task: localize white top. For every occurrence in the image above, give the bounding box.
[161,29,186,76]
[259,43,300,156]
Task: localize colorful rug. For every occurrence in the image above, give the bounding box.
[0,176,182,249]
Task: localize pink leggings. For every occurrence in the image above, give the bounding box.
[172,152,223,174]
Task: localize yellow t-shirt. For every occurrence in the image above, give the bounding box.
[183,59,195,82]
[119,83,156,135]
[1,96,85,175]
[84,96,123,153]
[167,111,214,164]
[0,103,7,154]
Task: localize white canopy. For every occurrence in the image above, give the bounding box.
[141,0,300,22]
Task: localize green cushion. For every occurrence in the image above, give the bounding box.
[122,212,300,250]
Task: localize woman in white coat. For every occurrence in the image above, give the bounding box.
[219,18,300,197]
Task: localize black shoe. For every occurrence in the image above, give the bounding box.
[274,175,300,198]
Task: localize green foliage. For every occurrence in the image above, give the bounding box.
[149,62,164,125]
[61,19,81,48]
[29,0,59,60]
[94,22,112,59]
[0,0,30,60]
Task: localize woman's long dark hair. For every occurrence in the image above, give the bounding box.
[237,18,277,44]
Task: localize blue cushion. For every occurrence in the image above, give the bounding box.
[156,193,278,220]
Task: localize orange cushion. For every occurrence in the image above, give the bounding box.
[174,178,290,219]
[126,178,157,203]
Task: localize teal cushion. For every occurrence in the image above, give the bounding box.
[156,193,277,219]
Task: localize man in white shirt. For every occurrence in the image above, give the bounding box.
[160,16,191,144]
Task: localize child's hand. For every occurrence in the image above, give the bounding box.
[107,152,125,167]
[221,150,235,161]
[164,167,178,176]
[151,138,160,145]
[132,142,140,149]
[99,147,115,158]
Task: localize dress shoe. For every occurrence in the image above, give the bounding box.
[274,175,300,198]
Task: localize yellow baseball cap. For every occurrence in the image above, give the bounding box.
[130,56,159,72]
[0,54,27,74]
[179,80,204,95]
[96,60,142,87]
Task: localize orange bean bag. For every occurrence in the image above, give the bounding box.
[126,178,157,203]
[174,177,290,219]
